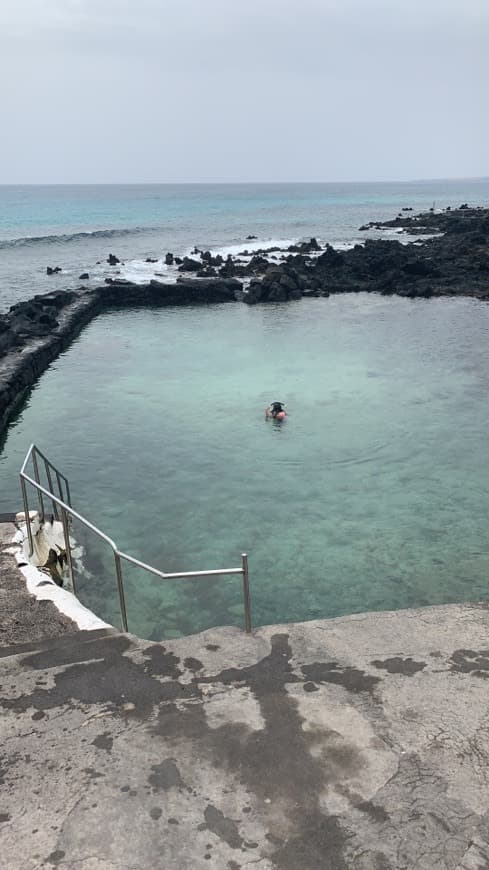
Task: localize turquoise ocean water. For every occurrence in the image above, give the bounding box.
[1,179,489,310]
[1,181,489,638]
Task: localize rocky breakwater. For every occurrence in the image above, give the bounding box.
[0,277,242,436]
[0,289,100,434]
[100,275,240,306]
[238,206,489,303]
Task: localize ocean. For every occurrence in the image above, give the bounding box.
[1,179,489,311]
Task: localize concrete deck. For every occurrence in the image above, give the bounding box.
[1,602,489,869]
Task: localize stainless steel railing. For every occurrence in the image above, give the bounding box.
[19,444,252,634]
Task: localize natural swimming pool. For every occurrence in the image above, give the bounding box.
[1,294,489,639]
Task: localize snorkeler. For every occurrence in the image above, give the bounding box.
[266,401,287,419]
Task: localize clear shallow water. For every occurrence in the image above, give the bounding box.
[1,295,489,638]
[1,179,489,310]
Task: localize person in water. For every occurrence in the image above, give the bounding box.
[267,401,286,418]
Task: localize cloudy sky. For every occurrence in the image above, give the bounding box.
[0,0,487,183]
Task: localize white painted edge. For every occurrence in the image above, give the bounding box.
[10,531,111,632]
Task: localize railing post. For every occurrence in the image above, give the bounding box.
[61,507,76,594]
[45,464,59,520]
[31,450,45,522]
[20,476,34,557]
[114,552,129,633]
[241,553,252,633]
[64,476,72,507]
[55,470,65,504]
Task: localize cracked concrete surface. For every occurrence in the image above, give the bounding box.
[1,603,489,868]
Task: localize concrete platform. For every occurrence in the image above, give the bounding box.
[1,602,489,869]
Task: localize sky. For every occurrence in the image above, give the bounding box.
[0,0,487,184]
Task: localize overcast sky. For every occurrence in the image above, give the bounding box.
[0,0,487,184]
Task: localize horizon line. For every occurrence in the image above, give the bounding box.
[0,176,488,187]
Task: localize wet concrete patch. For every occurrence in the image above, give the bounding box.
[1,636,192,720]
[20,633,131,671]
[148,759,184,792]
[184,657,204,672]
[303,681,319,692]
[143,644,182,679]
[203,804,243,849]
[270,812,348,870]
[371,657,426,676]
[301,661,381,694]
[83,768,104,780]
[356,800,390,823]
[450,649,489,678]
[184,635,361,867]
[91,732,113,752]
[46,850,65,865]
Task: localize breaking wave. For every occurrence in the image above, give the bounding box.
[0,226,161,250]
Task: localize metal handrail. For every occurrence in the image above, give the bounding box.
[19,445,252,634]
[20,444,72,523]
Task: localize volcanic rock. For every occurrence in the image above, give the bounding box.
[178,257,202,272]
[288,237,321,254]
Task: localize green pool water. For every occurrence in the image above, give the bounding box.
[2,294,489,639]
